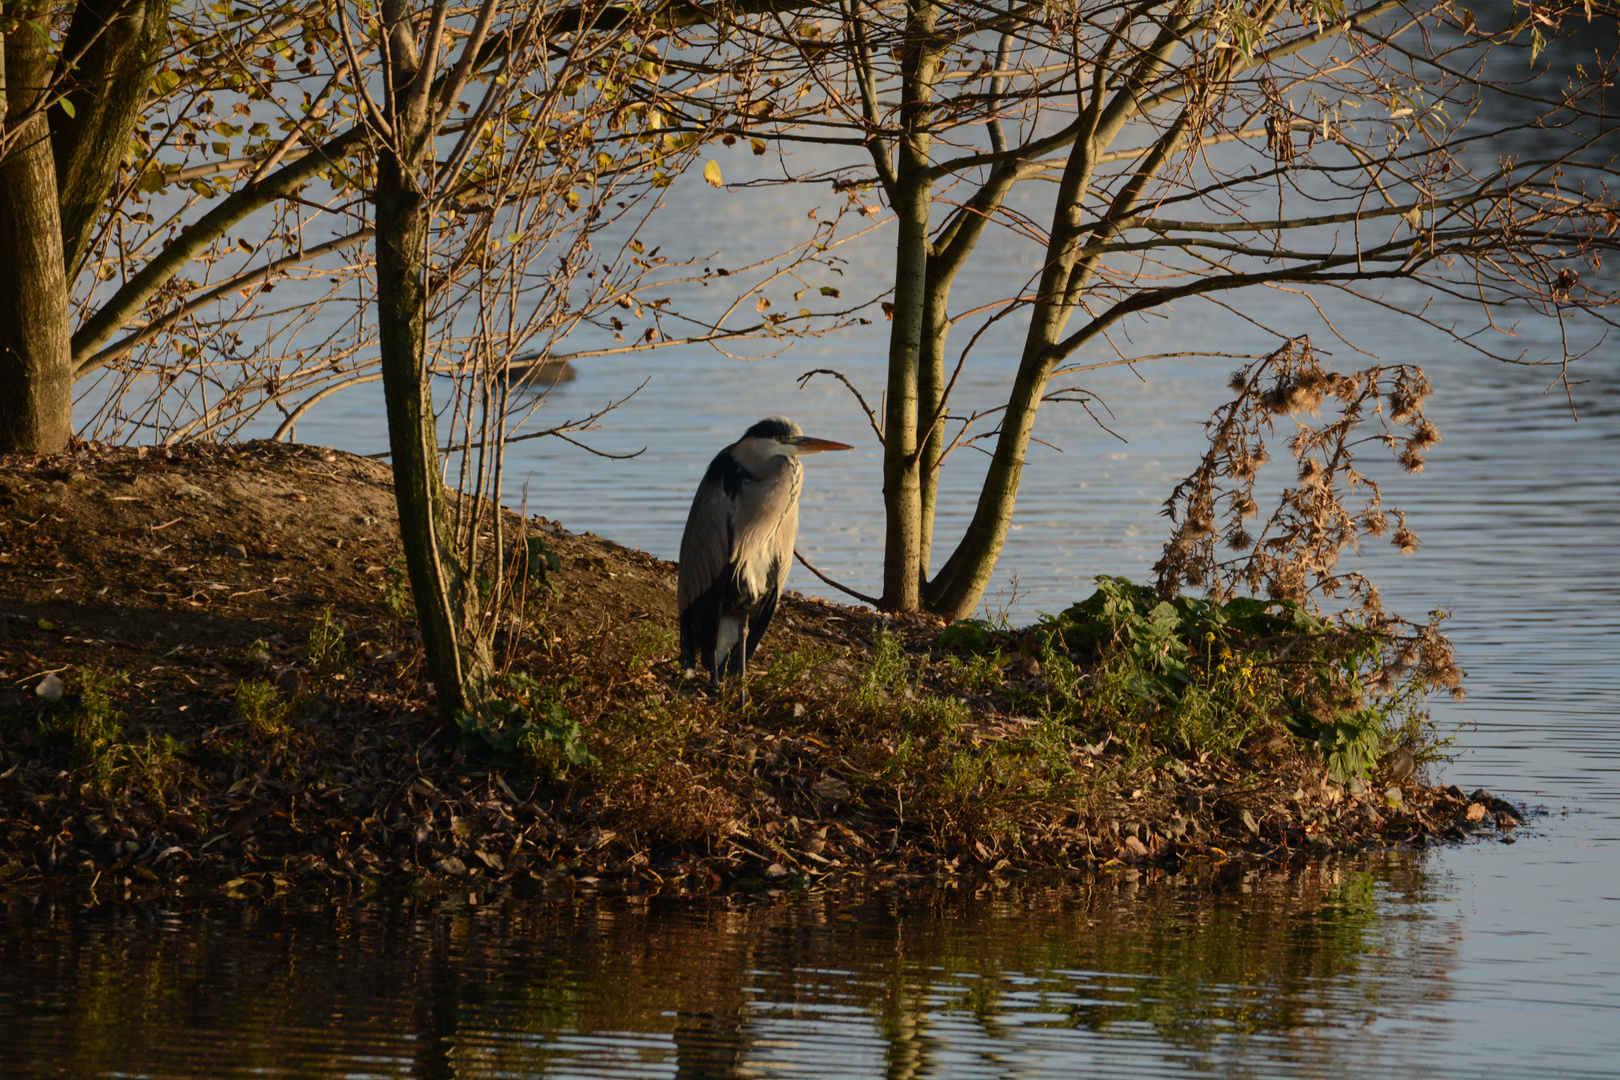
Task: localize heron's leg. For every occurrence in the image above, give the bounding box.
[730,618,751,706]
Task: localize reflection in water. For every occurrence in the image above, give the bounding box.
[0,856,1464,1080]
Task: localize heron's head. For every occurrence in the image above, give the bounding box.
[741,416,853,458]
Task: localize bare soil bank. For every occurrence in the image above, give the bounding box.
[0,440,1521,902]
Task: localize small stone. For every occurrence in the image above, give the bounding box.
[1124,835,1149,857]
[1381,746,1415,783]
[812,777,851,801]
[435,856,468,876]
[35,673,64,701]
[792,702,808,718]
[1465,802,1487,823]
[228,544,248,561]
[1384,786,1404,809]
[764,863,788,879]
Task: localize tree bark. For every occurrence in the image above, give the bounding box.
[374,0,491,721]
[51,0,170,277]
[877,0,941,612]
[0,17,73,455]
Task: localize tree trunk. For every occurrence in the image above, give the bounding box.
[877,0,941,612]
[914,284,947,589]
[52,0,171,277]
[374,0,492,721]
[913,162,1018,604]
[0,19,73,455]
[926,39,1196,619]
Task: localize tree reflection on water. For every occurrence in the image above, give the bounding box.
[0,854,1458,1079]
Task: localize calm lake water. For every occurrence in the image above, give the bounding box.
[15,50,1620,1078]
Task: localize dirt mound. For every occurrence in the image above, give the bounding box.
[0,441,1507,903]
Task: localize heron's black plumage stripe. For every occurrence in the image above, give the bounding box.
[742,417,796,440]
[702,447,754,500]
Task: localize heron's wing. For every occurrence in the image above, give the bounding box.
[678,467,735,615]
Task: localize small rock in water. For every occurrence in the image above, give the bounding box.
[1124,835,1149,857]
[35,673,64,701]
[764,863,789,879]
[435,856,468,876]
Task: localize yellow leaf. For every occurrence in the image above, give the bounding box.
[703,159,724,188]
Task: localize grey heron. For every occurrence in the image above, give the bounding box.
[678,416,852,683]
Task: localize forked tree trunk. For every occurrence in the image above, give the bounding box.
[0,21,73,455]
[52,0,171,276]
[374,0,492,721]
[924,23,1198,619]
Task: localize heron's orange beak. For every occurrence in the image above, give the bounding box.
[786,435,853,454]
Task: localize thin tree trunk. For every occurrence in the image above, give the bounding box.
[914,286,947,587]
[914,162,1020,603]
[926,26,1199,619]
[51,0,170,277]
[374,0,491,721]
[877,0,940,612]
[0,21,72,455]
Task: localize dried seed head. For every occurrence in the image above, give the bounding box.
[1229,370,1250,394]
[1397,446,1426,474]
[1552,266,1579,303]
[1392,524,1419,555]
[1360,509,1389,536]
[1409,420,1440,450]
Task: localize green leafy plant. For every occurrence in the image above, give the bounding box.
[456,672,595,780]
[36,669,184,803]
[856,630,968,735]
[629,620,676,674]
[1035,576,1448,782]
[235,678,289,740]
[517,536,562,592]
[383,556,414,621]
[305,607,353,674]
[759,642,836,695]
